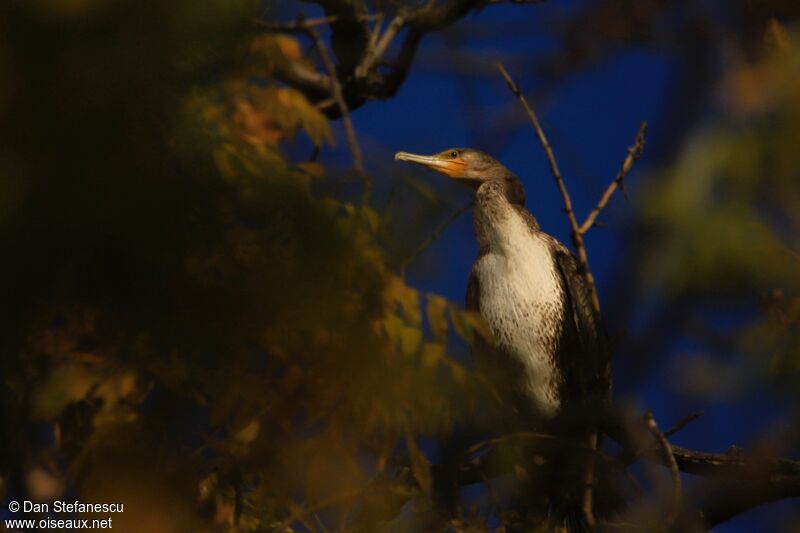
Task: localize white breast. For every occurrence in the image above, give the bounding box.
[473,209,565,417]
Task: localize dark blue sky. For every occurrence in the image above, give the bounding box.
[281,2,796,530]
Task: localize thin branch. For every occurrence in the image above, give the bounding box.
[401,203,472,273]
[266,1,548,118]
[305,24,372,204]
[496,63,600,312]
[582,432,599,529]
[645,411,682,527]
[367,13,385,52]
[496,64,580,235]
[670,444,800,477]
[356,15,405,78]
[430,423,800,528]
[256,14,383,33]
[466,430,598,459]
[619,410,706,466]
[256,16,338,33]
[497,62,603,528]
[578,122,648,235]
[663,411,704,439]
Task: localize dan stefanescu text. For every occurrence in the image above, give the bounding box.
[24,501,124,513]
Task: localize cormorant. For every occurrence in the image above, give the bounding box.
[395,148,611,422]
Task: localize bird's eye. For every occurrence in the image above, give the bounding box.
[450,151,459,159]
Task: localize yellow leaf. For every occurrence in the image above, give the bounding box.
[449,306,492,344]
[234,419,260,445]
[275,35,302,61]
[385,276,422,326]
[296,162,325,179]
[462,309,492,342]
[95,371,137,408]
[420,342,444,368]
[404,428,432,493]
[765,18,790,53]
[33,363,98,420]
[450,362,467,384]
[277,87,333,146]
[383,313,404,342]
[362,206,381,233]
[400,326,422,357]
[426,294,448,341]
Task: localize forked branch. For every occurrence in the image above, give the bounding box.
[305,24,372,203]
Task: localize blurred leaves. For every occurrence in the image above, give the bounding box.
[5,1,800,531]
[0,2,490,531]
[634,22,800,398]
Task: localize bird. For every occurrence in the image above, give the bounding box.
[395,147,610,421]
[395,147,614,528]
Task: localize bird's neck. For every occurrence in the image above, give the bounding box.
[473,180,540,253]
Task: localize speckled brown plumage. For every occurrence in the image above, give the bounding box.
[395,147,611,424]
[465,162,610,424]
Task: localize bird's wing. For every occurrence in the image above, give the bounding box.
[550,243,612,402]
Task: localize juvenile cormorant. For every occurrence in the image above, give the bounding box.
[395,148,611,423]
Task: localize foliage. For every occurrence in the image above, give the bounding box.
[0,3,491,531]
[4,1,800,532]
[634,23,800,396]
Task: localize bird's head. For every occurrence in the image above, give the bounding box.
[394,148,510,181]
[395,148,525,204]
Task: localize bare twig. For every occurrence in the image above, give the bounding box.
[267,1,548,118]
[439,425,800,527]
[356,15,405,78]
[449,416,800,527]
[256,15,339,33]
[645,411,682,527]
[669,444,800,477]
[619,410,705,468]
[401,203,472,273]
[305,24,372,204]
[497,62,603,529]
[496,63,601,313]
[578,122,648,235]
[582,432,599,529]
[257,13,384,33]
[367,13,385,52]
[663,411,704,439]
[495,64,579,235]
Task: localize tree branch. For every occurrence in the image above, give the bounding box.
[578,122,648,235]
[262,1,547,118]
[496,63,601,313]
[663,411,704,439]
[355,15,405,79]
[698,474,800,528]
[645,411,682,527]
[447,426,800,528]
[306,24,372,203]
[400,203,472,274]
[670,444,800,477]
[498,62,610,528]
